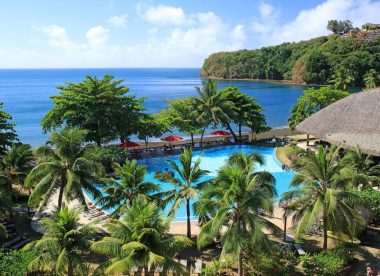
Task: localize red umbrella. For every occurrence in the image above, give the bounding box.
[160,135,183,142]
[211,130,231,136]
[120,141,141,148]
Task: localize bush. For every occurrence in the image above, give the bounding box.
[302,244,358,275]
[352,188,380,225]
[244,244,298,275]
[0,248,38,276]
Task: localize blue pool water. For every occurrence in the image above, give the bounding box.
[86,145,294,222]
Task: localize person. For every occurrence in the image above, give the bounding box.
[359,183,364,191]
[367,266,374,276]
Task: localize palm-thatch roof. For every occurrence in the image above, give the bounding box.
[296,87,380,156]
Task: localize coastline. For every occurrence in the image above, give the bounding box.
[204,75,327,87]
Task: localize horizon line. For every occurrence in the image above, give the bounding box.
[0,67,202,70]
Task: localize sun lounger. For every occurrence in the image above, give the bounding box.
[11,238,31,250]
[294,243,306,256]
[1,236,22,247]
[194,260,203,274]
[154,266,164,273]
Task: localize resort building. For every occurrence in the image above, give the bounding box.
[296,87,380,156]
[341,23,380,41]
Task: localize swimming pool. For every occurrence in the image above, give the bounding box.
[86,145,295,222]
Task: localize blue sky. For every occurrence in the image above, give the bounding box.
[1,0,379,68]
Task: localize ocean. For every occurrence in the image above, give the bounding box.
[0,68,306,147]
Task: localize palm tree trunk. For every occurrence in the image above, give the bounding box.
[200,129,205,148]
[145,137,148,147]
[323,212,328,251]
[190,134,194,147]
[27,189,31,216]
[283,215,287,242]
[238,124,242,142]
[58,174,66,210]
[225,123,238,143]
[68,261,74,276]
[238,252,243,276]
[306,134,310,146]
[186,198,191,238]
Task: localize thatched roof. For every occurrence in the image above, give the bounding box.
[296,87,380,156]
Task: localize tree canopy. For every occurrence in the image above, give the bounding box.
[0,102,17,153]
[327,19,353,35]
[158,97,206,145]
[41,75,145,145]
[201,34,380,87]
[219,87,267,140]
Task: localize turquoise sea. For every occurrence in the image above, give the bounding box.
[0,68,306,147]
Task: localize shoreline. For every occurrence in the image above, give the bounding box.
[203,75,327,87]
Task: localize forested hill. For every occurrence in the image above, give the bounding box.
[201,35,380,86]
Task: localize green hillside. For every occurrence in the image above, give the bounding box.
[201,35,380,86]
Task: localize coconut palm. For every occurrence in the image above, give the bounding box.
[23,206,98,276]
[341,146,380,188]
[96,160,160,217]
[281,146,366,250]
[197,152,280,276]
[24,128,103,211]
[154,148,209,238]
[193,79,237,142]
[0,144,34,193]
[91,195,192,274]
[329,67,355,91]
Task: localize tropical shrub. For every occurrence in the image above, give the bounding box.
[244,245,298,276]
[352,188,380,224]
[0,248,38,276]
[302,244,358,275]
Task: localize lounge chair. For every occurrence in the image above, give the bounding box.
[11,238,31,250]
[294,244,306,256]
[1,236,22,247]
[194,260,203,274]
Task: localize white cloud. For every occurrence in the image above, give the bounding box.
[108,14,127,28]
[86,26,109,48]
[259,2,274,18]
[140,5,192,25]
[8,0,380,68]
[252,0,380,46]
[232,24,247,42]
[42,25,85,50]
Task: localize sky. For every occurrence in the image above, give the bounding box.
[0,0,380,68]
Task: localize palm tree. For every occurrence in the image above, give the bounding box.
[193,79,237,142]
[364,69,379,90]
[281,146,366,251]
[96,160,160,217]
[91,195,192,274]
[197,153,280,276]
[341,146,380,188]
[0,144,34,193]
[155,148,209,238]
[23,206,98,276]
[329,67,354,91]
[24,128,103,211]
